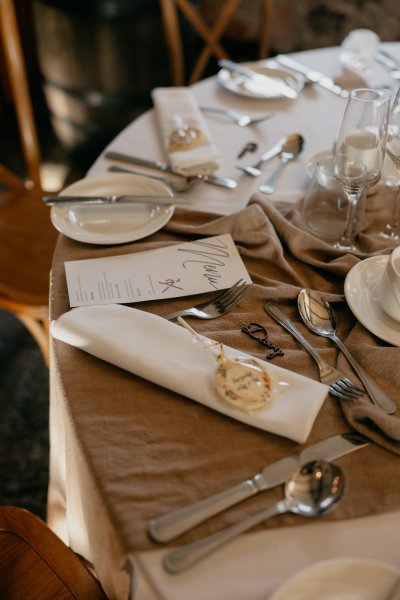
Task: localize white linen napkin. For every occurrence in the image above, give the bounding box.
[339,29,390,87]
[151,87,219,176]
[51,304,328,443]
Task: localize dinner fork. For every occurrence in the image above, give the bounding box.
[107,165,198,193]
[200,106,274,127]
[264,302,365,401]
[164,279,249,321]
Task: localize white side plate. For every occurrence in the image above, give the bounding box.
[51,173,175,245]
[218,61,304,99]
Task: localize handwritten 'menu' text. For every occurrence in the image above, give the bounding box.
[178,237,230,288]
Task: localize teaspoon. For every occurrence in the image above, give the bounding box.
[298,289,397,414]
[258,134,304,193]
[163,459,344,573]
[237,133,303,177]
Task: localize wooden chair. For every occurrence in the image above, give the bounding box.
[0,0,59,367]
[159,0,275,85]
[0,506,108,599]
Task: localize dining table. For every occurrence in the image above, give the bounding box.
[47,43,400,600]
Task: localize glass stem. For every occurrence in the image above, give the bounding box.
[337,191,361,250]
[382,184,400,240]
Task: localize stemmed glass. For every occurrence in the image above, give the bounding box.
[333,88,392,251]
[381,86,400,241]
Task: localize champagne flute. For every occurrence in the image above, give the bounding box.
[333,88,392,251]
[381,86,400,240]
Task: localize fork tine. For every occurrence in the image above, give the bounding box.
[215,281,246,307]
[330,382,364,399]
[217,285,248,312]
[329,386,358,401]
[333,379,365,397]
[211,279,244,304]
[340,377,365,395]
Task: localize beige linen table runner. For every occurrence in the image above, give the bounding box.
[49,187,400,595]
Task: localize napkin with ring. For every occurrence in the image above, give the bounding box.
[151,87,219,176]
[51,304,328,443]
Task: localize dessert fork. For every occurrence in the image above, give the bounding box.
[164,279,249,321]
[264,302,365,401]
[200,106,274,127]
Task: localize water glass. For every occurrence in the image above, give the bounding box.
[302,155,366,241]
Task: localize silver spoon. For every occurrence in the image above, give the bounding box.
[298,289,397,415]
[163,459,344,573]
[237,133,304,177]
[258,134,304,193]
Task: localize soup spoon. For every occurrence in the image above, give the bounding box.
[298,288,397,415]
[163,459,344,573]
[259,134,304,193]
[237,133,303,177]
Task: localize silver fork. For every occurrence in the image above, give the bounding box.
[264,302,365,401]
[107,165,198,193]
[200,106,274,127]
[164,279,249,321]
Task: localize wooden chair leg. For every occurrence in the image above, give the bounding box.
[17,312,50,367]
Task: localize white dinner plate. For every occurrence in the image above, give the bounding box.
[269,557,400,600]
[218,61,304,99]
[344,255,400,346]
[50,173,175,245]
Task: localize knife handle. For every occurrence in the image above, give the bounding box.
[105,151,169,172]
[148,478,258,543]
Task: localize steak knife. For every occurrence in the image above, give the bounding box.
[148,432,368,542]
[104,151,237,189]
[275,55,349,99]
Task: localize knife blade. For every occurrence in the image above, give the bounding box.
[104,151,237,189]
[219,59,298,99]
[148,432,368,542]
[43,194,188,206]
[275,55,349,99]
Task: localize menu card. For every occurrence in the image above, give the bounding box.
[64,234,251,307]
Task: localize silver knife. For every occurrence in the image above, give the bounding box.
[43,194,188,206]
[275,55,349,99]
[375,48,400,80]
[104,151,237,189]
[219,59,298,99]
[148,432,368,542]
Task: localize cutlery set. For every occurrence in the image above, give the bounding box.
[146,285,395,573]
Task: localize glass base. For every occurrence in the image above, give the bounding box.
[380,228,399,242]
[332,240,358,251]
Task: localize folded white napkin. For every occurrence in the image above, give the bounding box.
[151,87,219,176]
[339,29,389,87]
[51,305,328,443]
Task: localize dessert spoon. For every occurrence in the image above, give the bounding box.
[163,459,344,573]
[258,134,304,193]
[298,288,397,414]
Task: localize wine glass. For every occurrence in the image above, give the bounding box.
[333,88,392,251]
[381,86,400,241]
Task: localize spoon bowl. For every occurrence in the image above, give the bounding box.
[237,133,304,177]
[258,134,304,193]
[298,288,397,414]
[163,459,344,573]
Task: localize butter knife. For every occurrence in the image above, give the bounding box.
[219,59,298,99]
[104,151,237,189]
[275,55,349,99]
[148,432,368,542]
[43,194,188,206]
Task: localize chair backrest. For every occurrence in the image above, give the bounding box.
[0,0,42,191]
[159,0,274,85]
[0,506,108,599]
